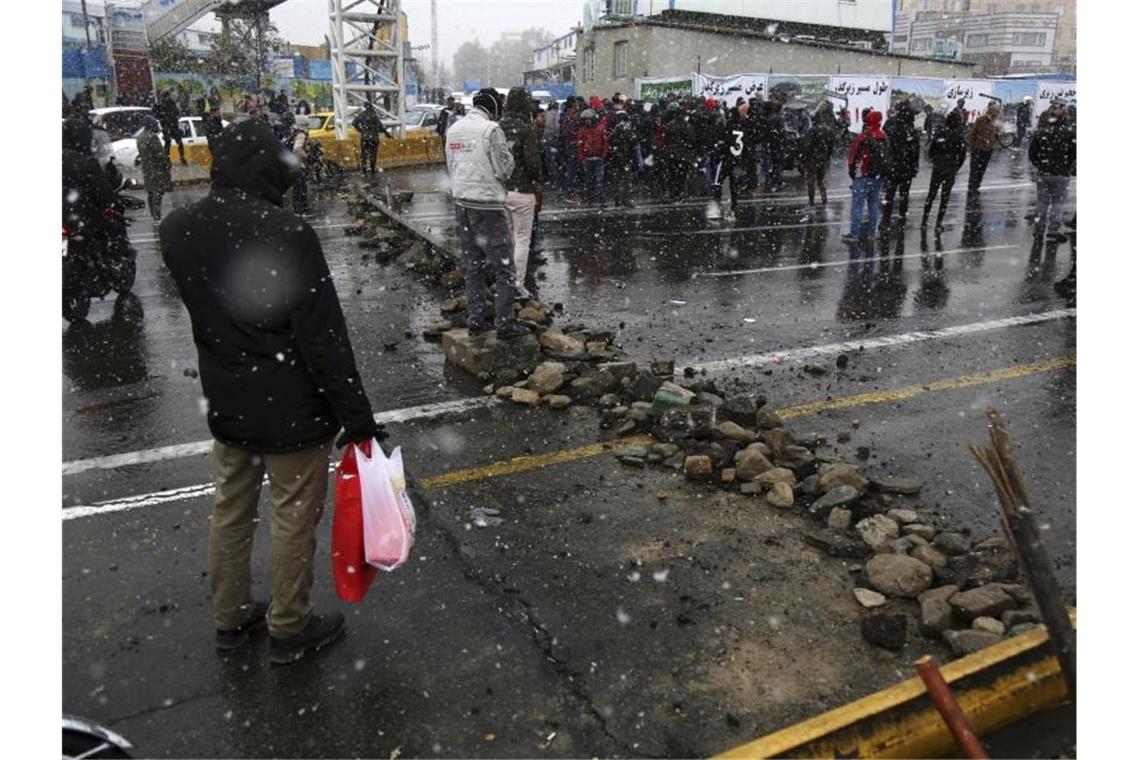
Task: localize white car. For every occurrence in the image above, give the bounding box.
[88,107,152,140]
[111,116,228,166]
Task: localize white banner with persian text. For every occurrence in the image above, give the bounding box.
[827,75,891,133]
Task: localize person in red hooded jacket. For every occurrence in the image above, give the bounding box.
[577,108,609,206]
[842,108,887,242]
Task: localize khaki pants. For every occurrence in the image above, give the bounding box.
[504,190,536,290]
[209,439,333,638]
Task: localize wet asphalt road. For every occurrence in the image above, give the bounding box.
[62,146,1076,758]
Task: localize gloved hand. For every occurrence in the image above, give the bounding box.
[335,420,389,449]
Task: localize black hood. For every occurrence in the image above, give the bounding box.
[63,116,93,154]
[209,120,297,205]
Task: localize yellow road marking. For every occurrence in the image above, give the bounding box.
[778,355,1076,420]
[419,356,1075,491]
[420,435,655,490]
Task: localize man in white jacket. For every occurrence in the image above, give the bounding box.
[444,88,528,339]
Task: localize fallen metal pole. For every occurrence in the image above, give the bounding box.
[915,655,990,760]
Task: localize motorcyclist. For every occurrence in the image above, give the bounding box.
[62,116,115,241]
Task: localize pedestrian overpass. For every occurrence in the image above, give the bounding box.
[122,0,404,138]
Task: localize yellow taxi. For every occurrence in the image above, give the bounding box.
[306,111,443,169]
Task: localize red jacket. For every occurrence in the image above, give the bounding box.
[578,122,608,160]
[847,109,887,178]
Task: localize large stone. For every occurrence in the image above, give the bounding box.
[683,455,713,481]
[538,329,586,356]
[817,462,869,494]
[650,358,675,376]
[650,442,680,459]
[861,613,908,651]
[866,554,934,598]
[920,598,954,638]
[651,382,698,415]
[734,446,775,482]
[518,306,546,323]
[545,394,571,409]
[1001,609,1040,629]
[886,509,920,525]
[740,481,764,496]
[766,482,795,508]
[755,407,783,430]
[721,395,763,427]
[949,584,1017,621]
[623,370,663,403]
[870,476,924,495]
[755,468,796,487]
[805,529,874,559]
[828,508,853,530]
[918,585,960,606]
[904,524,938,541]
[933,532,971,556]
[655,405,719,442]
[510,388,541,406]
[717,421,757,443]
[442,329,540,376]
[943,629,1002,657]
[856,515,901,548]
[912,544,948,569]
[854,588,887,608]
[567,371,618,403]
[972,616,1006,636]
[762,428,797,457]
[526,362,566,394]
[598,361,637,380]
[809,485,860,516]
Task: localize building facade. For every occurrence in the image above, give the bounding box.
[524,28,581,90]
[894,0,1075,74]
[574,16,976,99]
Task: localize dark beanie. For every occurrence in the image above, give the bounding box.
[473,88,501,120]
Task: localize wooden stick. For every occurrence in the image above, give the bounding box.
[915,655,990,759]
[969,410,1076,702]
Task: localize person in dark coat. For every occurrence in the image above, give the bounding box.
[1015,97,1033,148]
[201,104,225,154]
[153,90,188,165]
[352,101,390,176]
[608,110,639,208]
[62,116,115,240]
[159,119,384,665]
[137,115,172,220]
[881,101,922,225]
[921,110,967,231]
[500,87,543,296]
[802,99,837,206]
[1029,100,1076,241]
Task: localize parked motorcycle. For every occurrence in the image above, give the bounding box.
[62,158,138,323]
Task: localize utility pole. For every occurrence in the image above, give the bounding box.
[431,0,439,88]
[80,0,92,48]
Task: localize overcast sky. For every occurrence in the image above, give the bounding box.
[267,0,584,68]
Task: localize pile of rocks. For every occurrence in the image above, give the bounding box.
[344,190,458,283]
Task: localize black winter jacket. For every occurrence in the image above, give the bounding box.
[884,114,921,180]
[1029,117,1076,176]
[500,112,542,192]
[928,118,967,175]
[160,121,375,452]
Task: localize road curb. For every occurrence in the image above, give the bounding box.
[714,612,1075,759]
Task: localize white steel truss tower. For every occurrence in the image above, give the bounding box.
[327,0,405,140]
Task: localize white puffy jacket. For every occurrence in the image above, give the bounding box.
[444,109,514,209]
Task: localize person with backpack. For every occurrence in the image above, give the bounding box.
[881,101,922,226]
[802,99,837,207]
[921,110,968,231]
[841,108,887,242]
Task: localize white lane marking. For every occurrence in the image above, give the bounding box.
[391,181,1037,225]
[689,308,1075,374]
[695,244,1017,278]
[128,222,352,245]
[62,396,495,477]
[62,309,1075,521]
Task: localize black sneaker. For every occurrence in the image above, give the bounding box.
[269,613,346,665]
[495,322,531,340]
[216,600,269,651]
[839,232,858,243]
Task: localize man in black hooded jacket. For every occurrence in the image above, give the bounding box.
[160,120,385,665]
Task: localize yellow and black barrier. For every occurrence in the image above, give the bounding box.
[715,614,1074,759]
[168,133,443,175]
